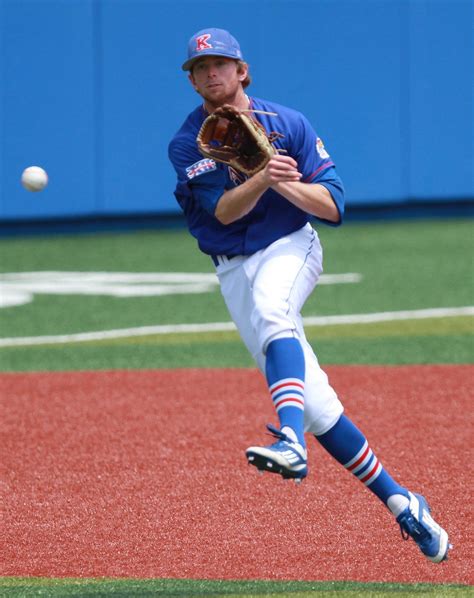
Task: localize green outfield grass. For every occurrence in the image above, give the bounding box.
[0,219,473,372]
[0,219,473,336]
[1,578,472,597]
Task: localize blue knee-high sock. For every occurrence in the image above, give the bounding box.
[265,337,305,445]
[316,414,409,506]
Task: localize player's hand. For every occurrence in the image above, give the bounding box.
[259,155,302,185]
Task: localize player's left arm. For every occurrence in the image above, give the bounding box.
[272,113,345,224]
[271,173,342,223]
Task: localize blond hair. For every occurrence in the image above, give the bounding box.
[237,60,252,89]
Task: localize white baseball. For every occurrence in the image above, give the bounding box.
[21,166,49,192]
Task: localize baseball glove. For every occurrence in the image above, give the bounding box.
[196,105,276,176]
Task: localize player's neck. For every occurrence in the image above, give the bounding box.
[203,89,249,114]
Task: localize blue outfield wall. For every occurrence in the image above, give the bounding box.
[0,0,472,222]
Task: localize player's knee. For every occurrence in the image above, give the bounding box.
[304,390,344,436]
[250,301,297,354]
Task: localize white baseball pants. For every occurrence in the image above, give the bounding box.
[213,223,343,436]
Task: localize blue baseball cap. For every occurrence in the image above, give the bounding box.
[182,28,243,71]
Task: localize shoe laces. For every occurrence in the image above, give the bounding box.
[399,511,432,544]
[265,424,307,461]
[266,423,288,441]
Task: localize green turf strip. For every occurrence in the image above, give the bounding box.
[0,318,472,371]
[0,334,472,372]
[0,578,472,597]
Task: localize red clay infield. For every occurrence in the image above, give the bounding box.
[1,365,472,584]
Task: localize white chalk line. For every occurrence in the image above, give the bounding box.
[0,306,472,348]
[0,271,362,308]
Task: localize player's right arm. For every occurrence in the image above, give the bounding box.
[214,155,301,224]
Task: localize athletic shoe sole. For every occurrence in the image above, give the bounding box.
[246,446,307,481]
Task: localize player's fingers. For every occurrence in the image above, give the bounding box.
[281,172,302,181]
[268,171,302,184]
[267,163,300,178]
[267,161,301,179]
[269,154,299,169]
[260,156,301,185]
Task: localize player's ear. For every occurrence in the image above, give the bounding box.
[237,66,247,81]
[236,61,249,83]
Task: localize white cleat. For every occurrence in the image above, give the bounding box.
[245,424,308,482]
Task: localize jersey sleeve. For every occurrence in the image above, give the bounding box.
[290,113,335,182]
[288,114,344,226]
[312,166,345,226]
[168,135,225,216]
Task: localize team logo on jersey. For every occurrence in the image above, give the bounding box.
[186,158,216,179]
[316,137,330,159]
[228,166,247,186]
[196,34,212,51]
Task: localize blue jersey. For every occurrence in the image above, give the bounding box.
[168,97,344,256]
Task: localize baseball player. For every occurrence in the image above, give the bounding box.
[168,28,450,563]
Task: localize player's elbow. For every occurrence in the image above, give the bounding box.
[317,182,344,225]
[214,205,234,226]
[326,204,342,224]
[214,195,249,225]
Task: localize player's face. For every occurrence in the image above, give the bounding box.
[189,57,247,108]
